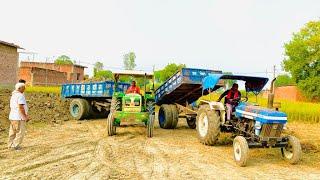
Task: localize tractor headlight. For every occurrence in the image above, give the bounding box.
[254,121,262,136]
[283,123,287,130]
[254,121,262,130]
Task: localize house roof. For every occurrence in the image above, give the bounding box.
[112,70,154,78]
[20,61,87,68]
[0,40,23,49]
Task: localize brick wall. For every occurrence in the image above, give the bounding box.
[263,86,306,101]
[0,44,18,86]
[20,61,85,83]
[19,67,67,86]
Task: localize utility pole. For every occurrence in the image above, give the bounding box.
[273,65,276,79]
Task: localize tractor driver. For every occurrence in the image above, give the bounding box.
[126,80,141,94]
[217,83,241,120]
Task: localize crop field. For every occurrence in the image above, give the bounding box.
[26,86,61,94]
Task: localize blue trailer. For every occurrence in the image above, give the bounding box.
[61,81,130,120]
[155,68,222,129]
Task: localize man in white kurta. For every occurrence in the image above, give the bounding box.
[8,83,29,150]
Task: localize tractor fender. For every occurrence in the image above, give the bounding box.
[199,100,226,125]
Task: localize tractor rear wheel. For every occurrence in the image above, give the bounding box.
[170,105,179,129]
[196,105,220,145]
[281,135,302,164]
[69,98,90,120]
[186,116,196,129]
[158,104,173,129]
[107,111,116,136]
[233,136,249,167]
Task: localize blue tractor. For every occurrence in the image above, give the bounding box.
[198,74,302,166]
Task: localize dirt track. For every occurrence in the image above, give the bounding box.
[0,119,319,179]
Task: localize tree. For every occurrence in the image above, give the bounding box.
[93,61,104,77]
[123,52,136,70]
[275,74,296,87]
[94,70,113,80]
[283,20,320,100]
[55,55,73,65]
[223,72,236,89]
[155,63,186,82]
[94,62,104,72]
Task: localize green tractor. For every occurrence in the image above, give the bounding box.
[106,70,156,137]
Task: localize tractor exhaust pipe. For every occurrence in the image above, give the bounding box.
[267,78,276,109]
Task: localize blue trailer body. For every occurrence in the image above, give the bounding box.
[61,81,130,98]
[155,68,222,105]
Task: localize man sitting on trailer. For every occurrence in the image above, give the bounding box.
[217,83,241,120]
[126,80,141,94]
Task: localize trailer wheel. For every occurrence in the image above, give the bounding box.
[281,135,302,164]
[196,105,220,145]
[158,104,173,129]
[70,99,90,120]
[233,136,249,167]
[186,116,196,129]
[170,105,179,129]
[107,111,116,136]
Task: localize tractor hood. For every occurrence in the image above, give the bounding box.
[235,102,287,124]
[202,74,269,93]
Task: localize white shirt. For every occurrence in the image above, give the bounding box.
[9,91,28,120]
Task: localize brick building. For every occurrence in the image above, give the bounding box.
[19,61,87,86]
[263,86,306,101]
[0,40,22,87]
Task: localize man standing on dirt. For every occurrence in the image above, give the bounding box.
[217,83,241,120]
[126,80,141,94]
[8,83,29,150]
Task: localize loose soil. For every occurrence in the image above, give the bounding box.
[0,90,319,179]
[0,89,71,131]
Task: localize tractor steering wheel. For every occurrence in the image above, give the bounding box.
[241,97,248,102]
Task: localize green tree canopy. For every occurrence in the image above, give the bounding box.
[55,55,74,65]
[275,74,296,87]
[123,52,136,70]
[94,70,113,80]
[94,61,104,72]
[283,20,320,100]
[155,63,186,82]
[93,61,104,77]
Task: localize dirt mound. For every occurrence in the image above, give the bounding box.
[0,89,71,130]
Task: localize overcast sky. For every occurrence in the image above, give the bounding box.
[1,0,319,77]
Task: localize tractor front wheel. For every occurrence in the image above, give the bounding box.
[281,135,302,164]
[196,105,220,145]
[147,114,155,138]
[186,116,196,129]
[107,111,116,136]
[233,136,249,167]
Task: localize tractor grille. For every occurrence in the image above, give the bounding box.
[260,124,283,137]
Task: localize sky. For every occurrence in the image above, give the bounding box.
[1,0,319,78]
